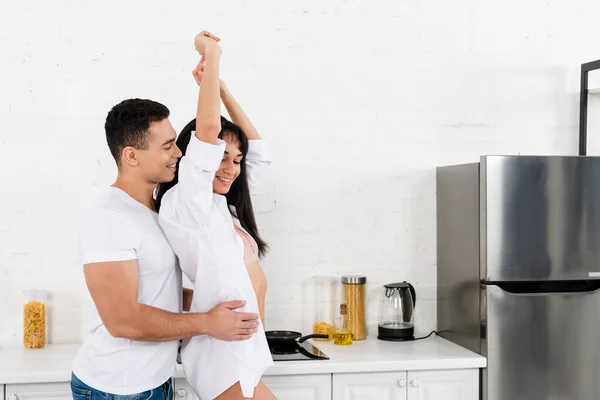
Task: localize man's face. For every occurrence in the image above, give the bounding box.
[135,119,182,184]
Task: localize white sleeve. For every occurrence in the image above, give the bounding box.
[159,135,226,230]
[78,211,140,265]
[246,140,272,190]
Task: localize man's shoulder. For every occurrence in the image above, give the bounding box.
[79,188,137,230]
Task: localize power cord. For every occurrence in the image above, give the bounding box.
[413,330,438,341]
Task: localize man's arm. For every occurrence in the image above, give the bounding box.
[84,260,258,342]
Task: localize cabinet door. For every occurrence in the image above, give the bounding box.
[263,374,332,400]
[173,378,200,400]
[1,384,5,400]
[406,369,478,400]
[6,383,72,400]
[333,372,408,400]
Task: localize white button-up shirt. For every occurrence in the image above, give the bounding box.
[159,135,274,400]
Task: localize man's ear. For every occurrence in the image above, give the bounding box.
[121,147,140,167]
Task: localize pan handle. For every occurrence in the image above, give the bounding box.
[298,334,329,343]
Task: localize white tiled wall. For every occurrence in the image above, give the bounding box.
[1,0,599,345]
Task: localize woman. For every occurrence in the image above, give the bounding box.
[156,32,275,400]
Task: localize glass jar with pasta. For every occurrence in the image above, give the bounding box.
[23,289,47,349]
[341,275,367,340]
[312,276,335,340]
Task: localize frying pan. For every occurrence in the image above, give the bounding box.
[265,330,329,348]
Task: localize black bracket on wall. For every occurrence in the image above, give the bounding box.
[579,60,600,155]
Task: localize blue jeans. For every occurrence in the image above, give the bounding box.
[71,372,173,400]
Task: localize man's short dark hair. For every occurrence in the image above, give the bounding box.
[105,98,170,166]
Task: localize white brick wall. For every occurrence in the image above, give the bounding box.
[1,0,599,345]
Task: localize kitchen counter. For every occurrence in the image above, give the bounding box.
[259,335,486,376]
[0,336,486,384]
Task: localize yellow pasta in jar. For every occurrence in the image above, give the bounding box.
[24,300,46,349]
[313,321,334,340]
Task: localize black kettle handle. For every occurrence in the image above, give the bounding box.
[405,281,416,308]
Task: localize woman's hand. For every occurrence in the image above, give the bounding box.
[192,56,227,88]
[192,57,205,86]
[193,30,221,56]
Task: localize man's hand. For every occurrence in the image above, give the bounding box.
[205,300,260,341]
[194,30,221,56]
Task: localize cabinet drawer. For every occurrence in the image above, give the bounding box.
[173,375,332,400]
[6,382,72,400]
[263,374,332,400]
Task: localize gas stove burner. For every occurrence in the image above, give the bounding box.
[269,341,329,361]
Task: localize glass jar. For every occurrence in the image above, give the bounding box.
[312,276,335,340]
[23,289,47,349]
[342,275,367,340]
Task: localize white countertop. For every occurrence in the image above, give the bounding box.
[0,336,486,384]
[257,336,486,376]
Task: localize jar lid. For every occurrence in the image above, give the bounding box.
[342,275,367,284]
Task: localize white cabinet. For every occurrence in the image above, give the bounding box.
[2,369,477,400]
[333,370,478,400]
[263,374,332,400]
[406,370,478,400]
[173,378,199,400]
[5,383,72,400]
[173,375,331,400]
[333,372,407,400]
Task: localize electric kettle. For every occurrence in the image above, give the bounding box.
[377,281,416,341]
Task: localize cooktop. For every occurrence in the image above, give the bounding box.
[269,341,329,361]
[176,340,330,363]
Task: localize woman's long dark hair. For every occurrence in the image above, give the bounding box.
[155,116,268,258]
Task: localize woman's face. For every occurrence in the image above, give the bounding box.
[213,133,242,195]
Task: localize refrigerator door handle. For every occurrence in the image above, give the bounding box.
[483,279,600,294]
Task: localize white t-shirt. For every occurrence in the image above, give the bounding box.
[73,187,182,395]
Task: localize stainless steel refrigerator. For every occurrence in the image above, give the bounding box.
[437,156,600,400]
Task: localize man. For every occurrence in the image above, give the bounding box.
[70,97,259,399]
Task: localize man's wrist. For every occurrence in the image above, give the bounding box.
[194,312,211,336]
